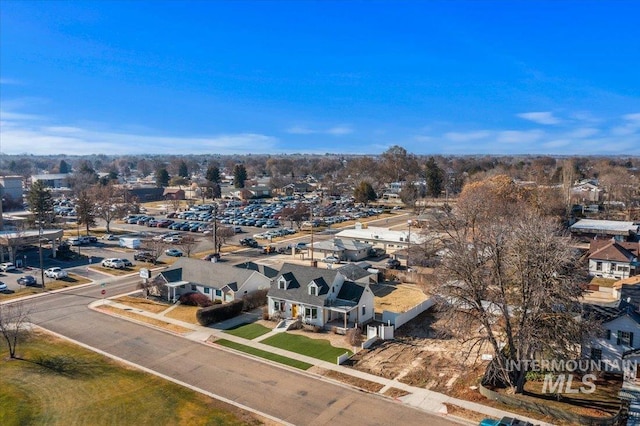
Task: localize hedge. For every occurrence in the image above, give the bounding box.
[179,292,213,307]
[196,299,244,325]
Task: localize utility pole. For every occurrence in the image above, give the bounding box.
[309,204,314,265]
[213,203,218,255]
[39,225,45,289]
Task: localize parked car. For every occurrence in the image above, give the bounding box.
[0,282,7,291]
[45,267,68,279]
[101,258,126,269]
[322,255,341,264]
[165,248,183,257]
[102,234,118,240]
[17,275,37,286]
[480,417,534,426]
[202,253,221,262]
[385,258,401,269]
[0,262,17,272]
[134,251,157,263]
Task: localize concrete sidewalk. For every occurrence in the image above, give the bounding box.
[92,298,554,426]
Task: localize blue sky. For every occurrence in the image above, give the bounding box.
[1,1,639,156]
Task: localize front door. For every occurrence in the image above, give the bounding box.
[292,304,297,318]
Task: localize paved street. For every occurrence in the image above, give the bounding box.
[15,278,460,426]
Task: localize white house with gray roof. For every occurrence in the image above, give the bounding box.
[267,263,374,329]
[157,258,271,303]
[310,238,371,262]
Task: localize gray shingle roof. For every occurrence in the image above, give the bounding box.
[337,263,371,281]
[160,258,256,290]
[268,263,339,306]
[336,281,365,304]
[234,261,279,279]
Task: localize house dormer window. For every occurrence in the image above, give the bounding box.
[308,282,318,296]
[278,277,288,290]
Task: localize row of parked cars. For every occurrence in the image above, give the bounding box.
[101,258,133,269]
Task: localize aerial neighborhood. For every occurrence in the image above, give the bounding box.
[1,152,639,425]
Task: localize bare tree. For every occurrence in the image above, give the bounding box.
[140,238,167,263]
[178,235,199,258]
[430,181,593,394]
[0,302,32,359]
[216,226,235,253]
[91,184,128,233]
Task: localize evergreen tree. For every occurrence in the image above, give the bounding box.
[205,165,221,184]
[27,181,54,225]
[178,161,189,178]
[233,164,247,188]
[353,181,377,205]
[59,160,71,174]
[75,190,96,235]
[425,157,444,198]
[155,168,170,188]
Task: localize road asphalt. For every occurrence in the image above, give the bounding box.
[4,264,554,426]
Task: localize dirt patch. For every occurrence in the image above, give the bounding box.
[164,305,200,324]
[285,327,354,351]
[114,295,170,314]
[317,368,384,393]
[370,282,428,314]
[96,305,192,334]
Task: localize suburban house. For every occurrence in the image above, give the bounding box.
[571,179,602,203]
[310,238,372,262]
[583,300,640,373]
[267,263,375,330]
[589,239,639,280]
[570,219,640,242]
[278,182,313,196]
[234,261,280,279]
[234,185,272,200]
[163,188,186,200]
[155,258,270,303]
[619,348,640,424]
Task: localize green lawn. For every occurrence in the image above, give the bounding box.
[215,339,312,370]
[0,333,258,426]
[261,333,352,363]
[223,323,271,340]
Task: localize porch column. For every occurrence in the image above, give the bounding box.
[343,312,347,329]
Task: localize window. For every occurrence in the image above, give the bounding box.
[191,284,197,291]
[590,348,602,361]
[596,262,602,271]
[304,307,317,319]
[606,329,611,340]
[278,277,287,290]
[215,289,222,297]
[362,306,366,315]
[204,287,210,294]
[309,285,317,296]
[618,331,634,346]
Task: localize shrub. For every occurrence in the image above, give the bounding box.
[262,306,269,320]
[242,289,268,311]
[345,327,363,347]
[196,299,244,326]
[179,292,213,307]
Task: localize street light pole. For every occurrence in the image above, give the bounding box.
[213,203,218,255]
[407,220,412,270]
[39,225,45,289]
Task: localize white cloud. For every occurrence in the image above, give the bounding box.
[0,78,22,85]
[326,125,353,135]
[286,125,315,134]
[286,124,353,136]
[497,130,544,144]
[517,111,561,125]
[623,112,640,123]
[0,116,278,155]
[444,130,491,142]
[566,127,599,138]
